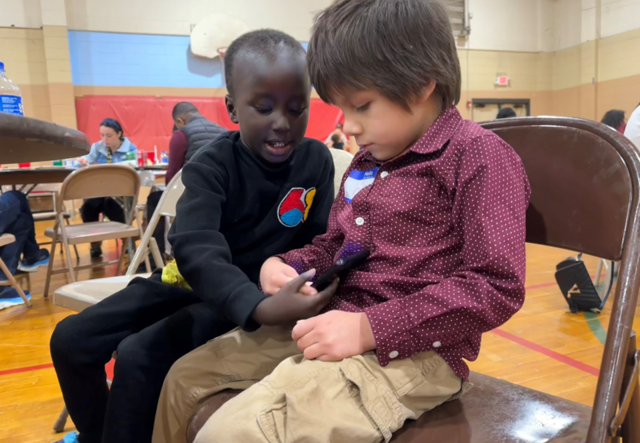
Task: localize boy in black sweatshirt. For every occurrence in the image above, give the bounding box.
[50,29,336,443]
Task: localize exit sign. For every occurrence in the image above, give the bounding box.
[495,76,510,86]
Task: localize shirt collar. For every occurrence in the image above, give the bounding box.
[409,106,463,155]
[96,138,131,156]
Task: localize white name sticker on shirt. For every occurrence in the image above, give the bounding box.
[344,167,379,202]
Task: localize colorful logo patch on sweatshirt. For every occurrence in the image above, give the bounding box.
[278,187,317,227]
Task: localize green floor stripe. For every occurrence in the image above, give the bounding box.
[584,311,607,345]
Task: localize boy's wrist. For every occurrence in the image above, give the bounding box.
[252,296,274,326]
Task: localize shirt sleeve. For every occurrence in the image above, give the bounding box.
[166,130,189,184]
[74,143,98,167]
[277,161,348,276]
[624,107,640,149]
[169,147,267,330]
[365,135,531,366]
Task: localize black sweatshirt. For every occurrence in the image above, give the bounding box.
[169,131,335,331]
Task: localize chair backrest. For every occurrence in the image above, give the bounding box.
[57,164,141,213]
[126,170,185,275]
[480,116,640,443]
[156,170,185,218]
[329,148,354,198]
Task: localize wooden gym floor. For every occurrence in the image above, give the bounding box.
[1,219,640,443]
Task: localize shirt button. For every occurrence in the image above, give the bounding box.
[380,171,389,178]
[433,341,441,348]
[355,217,365,226]
[389,350,399,359]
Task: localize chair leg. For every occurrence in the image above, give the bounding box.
[57,216,76,283]
[63,217,80,262]
[116,240,127,276]
[0,258,31,307]
[62,239,75,283]
[621,335,640,442]
[53,406,68,433]
[595,259,603,287]
[44,223,59,298]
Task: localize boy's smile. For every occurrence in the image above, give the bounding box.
[225,48,310,165]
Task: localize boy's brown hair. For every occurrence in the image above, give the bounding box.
[307,0,461,110]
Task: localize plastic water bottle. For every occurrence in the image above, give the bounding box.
[0,62,24,116]
[161,151,169,164]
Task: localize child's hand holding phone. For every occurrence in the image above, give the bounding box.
[252,271,338,326]
[260,257,316,296]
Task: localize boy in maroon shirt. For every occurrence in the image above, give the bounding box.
[153,1,531,442]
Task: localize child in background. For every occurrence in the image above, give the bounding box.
[50,29,335,443]
[153,1,531,442]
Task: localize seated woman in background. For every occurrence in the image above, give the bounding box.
[77,118,138,258]
[601,109,626,133]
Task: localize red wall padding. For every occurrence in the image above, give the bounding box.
[75,96,343,153]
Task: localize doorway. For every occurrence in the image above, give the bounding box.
[471,98,530,123]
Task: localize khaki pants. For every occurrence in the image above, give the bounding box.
[153,326,465,443]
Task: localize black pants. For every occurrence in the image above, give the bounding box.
[50,271,235,443]
[80,198,126,224]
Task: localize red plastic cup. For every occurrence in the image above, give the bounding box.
[19,162,31,169]
[137,152,145,168]
[147,152,156,165]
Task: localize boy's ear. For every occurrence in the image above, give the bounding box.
[418,80,438,104]
[225,94,238,124]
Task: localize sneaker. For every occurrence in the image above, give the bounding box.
[90,242,102,258]
[0,287,31,311]
[55,432,79,443]
[18,249,50,272]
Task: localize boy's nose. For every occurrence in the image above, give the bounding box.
[272,112,290,132]
[342,119,362,137]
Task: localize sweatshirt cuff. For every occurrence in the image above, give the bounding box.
[226,283,268,332]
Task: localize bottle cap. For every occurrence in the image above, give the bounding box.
[0,62,4,71]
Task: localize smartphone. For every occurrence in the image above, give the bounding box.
[311,249,370,291]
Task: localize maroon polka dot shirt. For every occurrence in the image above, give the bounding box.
[280,107,531,380]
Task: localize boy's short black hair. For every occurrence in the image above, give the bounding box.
[224,29,306,95]
[172,102,199,120]
[308,0,461,110]
[331,133,341,143]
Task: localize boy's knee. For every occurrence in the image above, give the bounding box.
[113,334,144,367]
[159,356,200,416]
[50,315,86,363]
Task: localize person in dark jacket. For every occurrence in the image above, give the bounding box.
[165,103,226,184]
[49,29,336,443]
[145,104,226,261]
